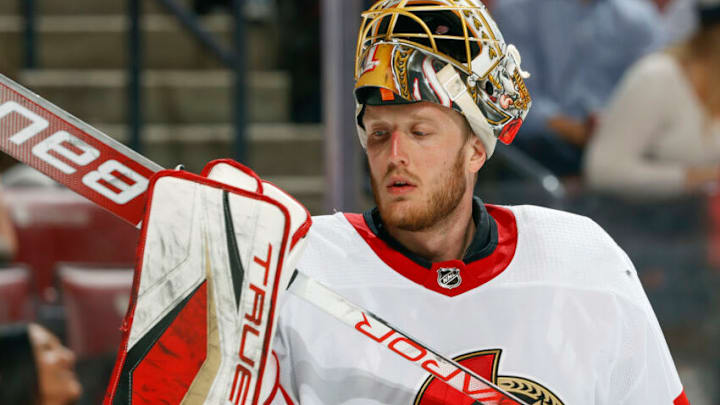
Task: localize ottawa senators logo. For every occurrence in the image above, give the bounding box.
[413,349,564,405]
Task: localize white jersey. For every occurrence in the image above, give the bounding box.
[264,204,688,405]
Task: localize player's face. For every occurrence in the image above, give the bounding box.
[29,323,82,405]
[364,102,484,231]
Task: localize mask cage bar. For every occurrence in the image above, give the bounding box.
[355,0,501,79]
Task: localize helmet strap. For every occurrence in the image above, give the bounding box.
[436,64,496,157]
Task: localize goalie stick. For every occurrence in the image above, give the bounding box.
[0,72,529,405]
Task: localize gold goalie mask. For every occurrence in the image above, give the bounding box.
[354,0,532,158]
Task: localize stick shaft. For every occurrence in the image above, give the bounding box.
[290,271,528,405]
[0,73,161,227]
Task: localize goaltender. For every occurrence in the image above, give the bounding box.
[265,1,688,404]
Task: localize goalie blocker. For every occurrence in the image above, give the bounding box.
[104,160,311,405]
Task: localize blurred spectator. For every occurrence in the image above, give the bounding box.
[0,323,82,405]
[652,0,698,48]
[492,0,661,177]
[584,0,720,199]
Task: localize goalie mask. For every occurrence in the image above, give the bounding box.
[354,0,532,158]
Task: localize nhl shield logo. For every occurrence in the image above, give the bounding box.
[437,267,461,289]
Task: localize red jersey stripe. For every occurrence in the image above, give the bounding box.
[674,389,690,405]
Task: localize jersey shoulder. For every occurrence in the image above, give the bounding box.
[503,205,646,305]
[300,213,357,267]
[295,213,408,289]
[303,213,370,255]
[508,204,626,268]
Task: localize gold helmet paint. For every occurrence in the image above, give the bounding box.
[354,0,531,157]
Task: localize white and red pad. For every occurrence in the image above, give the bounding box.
[104,162,311,405]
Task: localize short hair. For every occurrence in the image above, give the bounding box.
[0,324,39,405]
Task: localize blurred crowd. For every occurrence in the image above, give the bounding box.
[482,0,720,203]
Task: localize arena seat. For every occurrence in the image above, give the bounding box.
[0,266,34,322]
[58,264,134,359]
[5,187,139,302]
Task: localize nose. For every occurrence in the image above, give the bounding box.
[60,345,77,368]
[389,131,409,166]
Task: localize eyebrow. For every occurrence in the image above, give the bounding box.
[364,108,437,124]
[408,113,435,123]
[361,108,385,123]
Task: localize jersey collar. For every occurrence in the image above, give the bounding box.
[344,198,517,297]
[362,196,497,269]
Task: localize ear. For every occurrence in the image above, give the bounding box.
[467,136,487,174]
